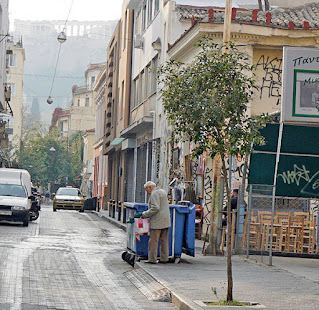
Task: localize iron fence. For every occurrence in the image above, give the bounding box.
[238,184,318,264]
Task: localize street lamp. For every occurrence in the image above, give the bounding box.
[57,31,67,43]
[47,31,67,105]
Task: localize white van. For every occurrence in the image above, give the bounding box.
[0,168,32,226]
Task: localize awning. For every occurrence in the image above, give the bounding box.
[120,116,153,137]
[110,137,125,146]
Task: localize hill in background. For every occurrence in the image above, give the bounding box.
[12,19,117,125]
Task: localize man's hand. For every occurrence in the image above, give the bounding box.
[141,213,145,219]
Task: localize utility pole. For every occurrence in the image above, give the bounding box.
[223,0,234,302]
[223,0,232,43]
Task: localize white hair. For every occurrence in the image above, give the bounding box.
[144,181,156,188]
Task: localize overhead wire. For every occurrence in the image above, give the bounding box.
[9,72,83,79]
[48,0,75,99]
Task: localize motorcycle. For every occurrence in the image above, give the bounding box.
[30,188,40,221]
[30,200,39,221]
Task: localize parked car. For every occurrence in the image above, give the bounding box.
[53,187,85,212]
[0,168,32,226]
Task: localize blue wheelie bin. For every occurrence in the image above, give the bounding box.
[169,203,196,262]
[124,202,149,260]
[122,201,195,265]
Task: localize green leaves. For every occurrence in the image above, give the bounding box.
[158,37,270,159]
[15,129,83,188]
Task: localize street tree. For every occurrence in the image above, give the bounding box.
[16,125,83,189]
[158,38,269,302]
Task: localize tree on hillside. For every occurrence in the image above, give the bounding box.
[158,38,269,302]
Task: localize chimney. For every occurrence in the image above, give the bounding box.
[266,12,271,25]
[288,21,294,30]
[252,10,258,23]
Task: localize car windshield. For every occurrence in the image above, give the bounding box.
[0,184,27,198]
[56,188,80,196]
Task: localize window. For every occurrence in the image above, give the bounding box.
[135,11,141,34]
[140,70,145,102]
[172,148,180,170]
[132,76,140,108]
[148,0,153,23]
[77,99,80,106]
[155,0,160,14]
[121,81,124,118]
[85,97,89,107]
[91,76,95,87]
[132,78,137,108]
[6,53,16,67]
[142,3,147,31]
[56,188,80,197]
[0,184,26,198]
[123,10,127,50]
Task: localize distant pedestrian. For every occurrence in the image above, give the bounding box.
[45,190,50,205]
[222,189,246,227]
[141,181,171,264]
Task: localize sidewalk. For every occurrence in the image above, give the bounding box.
[92,210,319,310]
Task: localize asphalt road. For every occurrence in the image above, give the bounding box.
[0,204,176,310]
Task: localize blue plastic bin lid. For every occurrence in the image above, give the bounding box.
[169,205,190,214]
[123,202,148,212]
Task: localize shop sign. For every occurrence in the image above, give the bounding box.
[281,47,319,124]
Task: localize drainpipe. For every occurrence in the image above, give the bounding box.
[132,144,137,202]
[150,111,155,182]
[145,142,149,203]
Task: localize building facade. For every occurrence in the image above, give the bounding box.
[6,38,25,151]
[81,129,95,197]
[54,63,105,137]
[102,0,134,206]
[165,2,319,251]
[0,0,10,162]
[92,66,108,209]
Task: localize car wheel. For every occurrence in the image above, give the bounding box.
[53,208,57,212]
[79,208,84,213]
[23,217,29,227]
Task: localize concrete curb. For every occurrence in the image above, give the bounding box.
[136,262,202,310]
[91,210,200,309]
[91,210,127,231]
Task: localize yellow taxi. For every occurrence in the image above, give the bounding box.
[53,187,85,212]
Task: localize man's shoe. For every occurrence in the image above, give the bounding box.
[144,260,159,264]
[159,260,168,264]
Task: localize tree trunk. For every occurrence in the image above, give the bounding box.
[221,157,233,302]
[206,156,222,255]
[258,0,263,11]
[264,0,270,11]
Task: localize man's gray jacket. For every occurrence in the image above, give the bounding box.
[143,188,171,230]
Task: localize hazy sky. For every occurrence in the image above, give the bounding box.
[9,0,122,26]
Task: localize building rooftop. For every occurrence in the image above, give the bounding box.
[177,2,319,29]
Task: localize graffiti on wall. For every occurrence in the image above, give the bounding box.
[203,166,213,223]
[221,155,248,189]
[191,159,199,182]
[256,55,283,106]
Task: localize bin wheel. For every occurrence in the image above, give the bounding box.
[121,251,135,267]
[174,257,181,264]
[122,251,128,261]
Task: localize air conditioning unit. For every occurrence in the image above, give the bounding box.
[134,34,143,49]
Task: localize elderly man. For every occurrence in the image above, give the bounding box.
[141,181,171,264]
